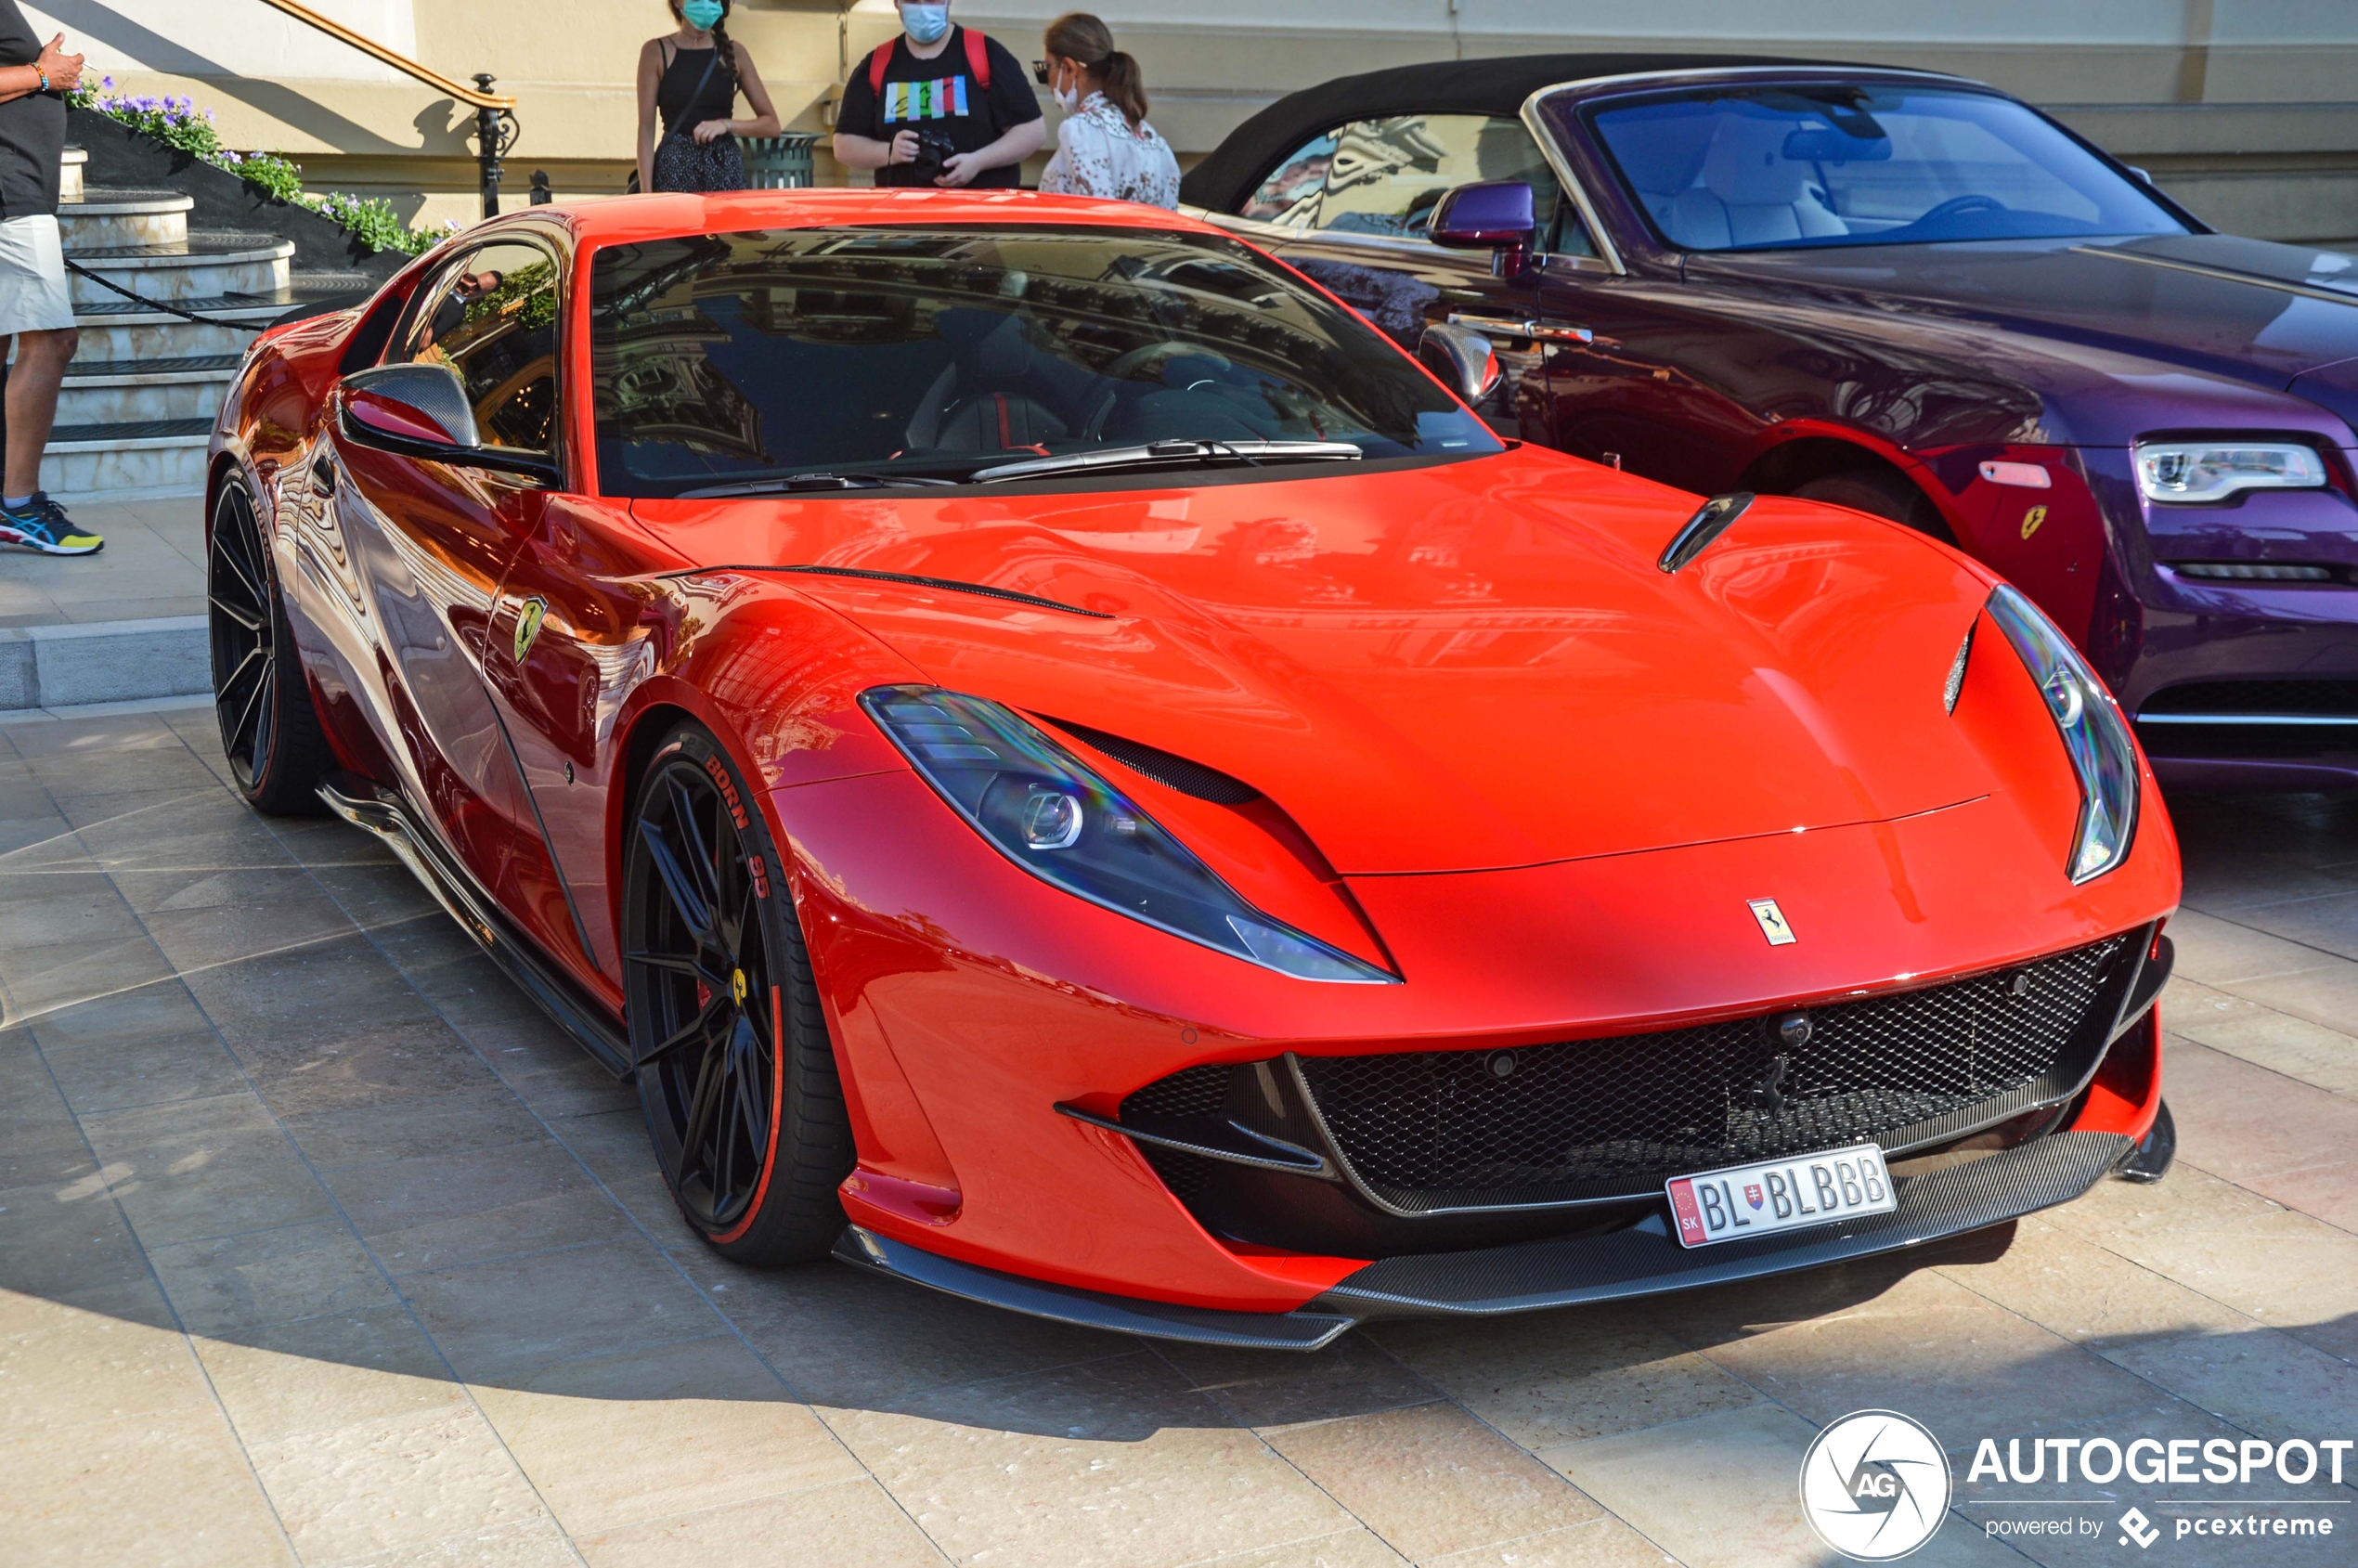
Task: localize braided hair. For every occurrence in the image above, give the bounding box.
[667,0,740,100]
[1043,11,1147,130]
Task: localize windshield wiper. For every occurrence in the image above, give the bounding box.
[676,471,958,499]
[970,439,1364,484]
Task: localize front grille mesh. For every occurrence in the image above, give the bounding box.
[1291,937,2129,1203]
[2142,680,2358,717]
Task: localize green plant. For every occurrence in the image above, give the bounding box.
[69,78,449,256]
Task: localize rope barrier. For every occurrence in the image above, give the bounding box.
[61,256,290,330]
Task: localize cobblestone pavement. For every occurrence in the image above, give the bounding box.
[3,708,2354,1568]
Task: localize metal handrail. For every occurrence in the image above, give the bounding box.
[255,0,513,108]
[251,0,519,215]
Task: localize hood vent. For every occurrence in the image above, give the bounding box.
[1050,719,1261,805]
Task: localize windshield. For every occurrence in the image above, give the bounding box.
[587,226,1500,496]
[1575,84,2187,253]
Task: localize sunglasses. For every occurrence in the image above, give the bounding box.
[1031,58,1049,85]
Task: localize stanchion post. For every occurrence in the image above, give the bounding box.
[474,73,507,218]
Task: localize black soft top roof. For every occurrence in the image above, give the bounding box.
[1180,53,1849,213]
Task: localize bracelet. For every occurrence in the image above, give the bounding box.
[34,69,47,94]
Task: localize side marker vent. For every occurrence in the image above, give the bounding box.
[1658,492,1755,574]
[1945,622,1976,715]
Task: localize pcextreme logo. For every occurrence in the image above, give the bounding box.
[1800,1410,1953,1561]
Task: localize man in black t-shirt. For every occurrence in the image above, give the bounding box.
[833,0,1043,188]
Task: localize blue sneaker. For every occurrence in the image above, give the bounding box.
[0,493,102,555]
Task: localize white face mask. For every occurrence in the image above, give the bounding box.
[1053,79,1080,113]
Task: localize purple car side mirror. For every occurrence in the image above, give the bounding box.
[1429,181,1537,277]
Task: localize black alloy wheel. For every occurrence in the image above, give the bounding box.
[208,478,330,814]
[624,722,852,1262]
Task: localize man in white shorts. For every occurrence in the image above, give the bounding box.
[0,7,96,555]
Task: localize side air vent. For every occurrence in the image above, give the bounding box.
[1051,720,1261,805]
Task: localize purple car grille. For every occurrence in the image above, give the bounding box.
[2142,680,2358,718]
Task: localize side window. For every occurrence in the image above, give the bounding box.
[1547,199,1598,259]
[1241,134,1335,225]
[395,240,562,453]
[1307,114,1564,244]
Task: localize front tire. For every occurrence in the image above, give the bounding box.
[623,722,852,1263]
[1789,466,1958,546]
[209,477,332,814]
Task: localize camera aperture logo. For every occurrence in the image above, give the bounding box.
[1801,1410,1954,1561]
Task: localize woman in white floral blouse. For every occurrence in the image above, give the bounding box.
[1034,13,1179,208]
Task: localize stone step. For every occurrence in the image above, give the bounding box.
[62,146,84,203]
[57,354,243,427]
[71,292,289,358]
[0,615,209,711]
[67,232,294,306]
[58,187,192,249]
[45,418,214,500]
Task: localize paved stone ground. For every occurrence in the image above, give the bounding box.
[2,708,2353,1568]
[0,499,204,628]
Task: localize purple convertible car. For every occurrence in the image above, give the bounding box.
[1183,55,2358,790]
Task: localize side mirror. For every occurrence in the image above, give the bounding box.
[1418,322,1502,406]
[337,363,559,485]
[1429,180,1536,278]
[343,363,480,447]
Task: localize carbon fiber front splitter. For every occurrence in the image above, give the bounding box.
[833,1131,2134,1350]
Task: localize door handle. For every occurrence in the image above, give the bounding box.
[311,451,338,498]
[1447,312,1593,345]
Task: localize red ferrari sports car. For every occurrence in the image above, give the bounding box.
[209,188,2180,1348]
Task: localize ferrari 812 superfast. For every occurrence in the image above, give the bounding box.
[207,189,2180,1347]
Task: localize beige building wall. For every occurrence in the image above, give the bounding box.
[27,0,2358,242]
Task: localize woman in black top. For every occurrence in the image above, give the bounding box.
[635,0,782,194]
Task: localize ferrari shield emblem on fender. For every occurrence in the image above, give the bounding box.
[2020,504,2048,540]
[1748,898,1797,946]
[513,597,548,663]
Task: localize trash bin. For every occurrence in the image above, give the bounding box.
[741,134,822,189]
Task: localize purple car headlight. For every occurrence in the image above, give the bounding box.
[1984,587,2140,883]
[2135,439,2326,504]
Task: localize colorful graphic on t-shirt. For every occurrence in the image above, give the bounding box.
[883,76,970,123]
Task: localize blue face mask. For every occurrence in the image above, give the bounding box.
[681,0,723,29]
[901,3,949,45]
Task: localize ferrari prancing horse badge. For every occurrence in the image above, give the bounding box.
[514,597,548,663]
[1748,898,1798,946]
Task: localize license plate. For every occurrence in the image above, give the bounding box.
[1665,1142,1897,1249]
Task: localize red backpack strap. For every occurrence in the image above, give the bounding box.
[867,39,894,94]
[963,26,990,90]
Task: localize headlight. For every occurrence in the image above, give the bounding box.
[1983,586,2140,883]
[2134,439,2326,504]
[862,688,1397,983]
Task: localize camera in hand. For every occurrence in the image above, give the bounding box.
[907,132,958,181]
